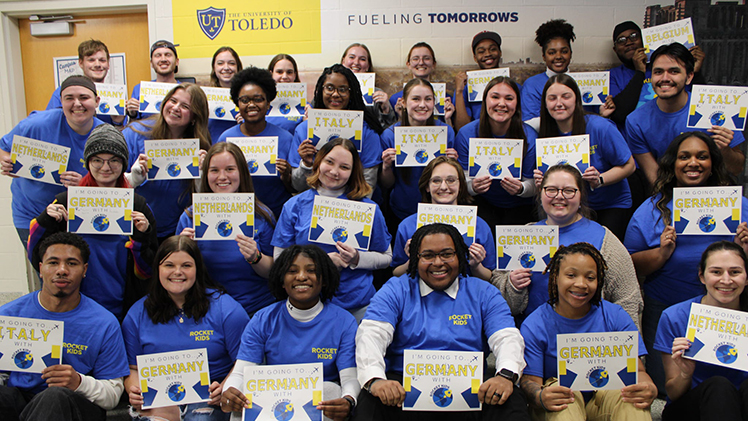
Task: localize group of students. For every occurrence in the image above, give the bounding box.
[0,15,746,421]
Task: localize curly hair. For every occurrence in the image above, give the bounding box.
[312,64,383,134]
[535,19,576,52]
[544,242,606,308]
[407,223,469,279]
[38,232,90,265]
[538,74,587,138]
[268,54,300,82]
[699,241,748,312]
[268,245,340,303]
[418,156,473,205]
[230,66,277,105]
[306,138,371,199]
[210,47,243,87]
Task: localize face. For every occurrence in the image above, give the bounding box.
[88,153,123,187]
[237,84,269,124]
[417,233,459,291]
[283,254,322,310]
[612,29,643,62]
[541,170,581,226]
[555,253,598,318]
[542,38,572,73]
[701,250,747,309]
[214,51,238,86]
[162,89,194,132]
[39,244,87,299]
[321,73,350,110]
[652,55,693,100]
[79,50,109,82]
[407,47,435,79]
[473,39,501,69]
[405,85,435,125]
[207,151,241,193]
[674,136,712,187]
[61,86,99,129]
[428,163,460,205]
[545,83,576,128]
[151,47,178,76]
[272,59,297,83]
[318,145,353,191]
[485,83,517,125]
[342,46,370,73]
[159,251,197,301]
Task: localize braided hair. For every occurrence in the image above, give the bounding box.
[544,242,607,307]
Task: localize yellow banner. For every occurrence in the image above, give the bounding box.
[172,0,321,59]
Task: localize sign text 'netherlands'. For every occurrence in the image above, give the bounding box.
[687,85,748,131]
[467,68,510,102]
[202,86,239,121]
[242,363,323,421]
[192,193,255,240]
[227,137,278,176]
[307,109,363,152]
[684,303,748,372]
[9,135,70,185]
[137,348,211,409]
[536,135,590,174]
[269,83,306,118]
[557,331,639,391]
[672,186,742,235]
[417,203,477,245]
[495,225,558,271]
[0,316,63,374]
[138,81,179,114]
[309,196,375,250]
[468,137,523,179]
[641,18,695,61]
[145,138,201,180]
[95,83,127,116]
[567,72,609,106]
[394,126,447,167]
[67,186,134,235]
[403,349,483,411]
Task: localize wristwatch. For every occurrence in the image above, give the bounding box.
[497,368,518,383]
[598,175,605,187]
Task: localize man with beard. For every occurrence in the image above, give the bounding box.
[452,31,503,131]
[125,40,180,120]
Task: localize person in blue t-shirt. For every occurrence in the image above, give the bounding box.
[267,54,305,135]
[221,244,359,420]
[519,242,656,420]
[340,43,397,130]
[655,241,748,420]
[455,76,538,228]
[0,232,130,421]
[177,142,276,315]
[453,31,504,131]
[125,40,180,121]
[207,46,243,142]
[534,74,635,240]
[124,236,248,421]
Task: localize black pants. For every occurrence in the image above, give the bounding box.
[662,376,748,421]
[0,386,106,421]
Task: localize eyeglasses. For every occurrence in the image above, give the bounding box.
[543,186,579,199]
[323,84,351,95]
[615,32,640,45]
[89,157,123,170]
[238,95,266,105]
[430,177,459,187]
[418,250,457,262]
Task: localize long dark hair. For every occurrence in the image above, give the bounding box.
[210,46,243,87]
[545,242,606,307]
[699,241,748,311]
[538,74,586,138]
[478,76,525,140]
[312,64,383,134]
[407,223,469,279]
[268,245,340,303]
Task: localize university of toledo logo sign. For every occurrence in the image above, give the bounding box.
[197,7,226,40]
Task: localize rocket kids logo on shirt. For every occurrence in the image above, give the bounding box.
[197,7,226,40]
[0,316,64,374]
[190,330,213,342]
[684,303,748,372]
[311,347,337,360]
[448,314,472,326]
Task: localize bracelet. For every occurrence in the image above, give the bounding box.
[248,251,262,265]
[539,387,549,411]
[364,378,380,394]
[343,396,355,409]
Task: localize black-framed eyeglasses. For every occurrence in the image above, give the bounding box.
[615,32,640,45]
[89,157,123,170]
[543,186,578,199]
[323,84,351,95]
[418,250,457,262]
[238,95,266,105]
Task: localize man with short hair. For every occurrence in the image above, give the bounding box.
[125,40,180,120]
[452,31,503,131]
[0,232,129,421]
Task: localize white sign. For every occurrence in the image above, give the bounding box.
[201,86,240,121]
[9,135,70,185]
[227,137,278,176]
[468,138,523,179]
[394,126,448,167]
[687,85,748,131]
[53,53,127,87]
[269,83,306,118]
[466,68,510,102]
[557,331,639,391]
[432,83,447,116]
[567,72,609,106]
[495,225,558,271]
[307,109,363,152]
[138,81,179,114]
[145,138,201,180]
[309,195,376,250]
[354,72,376,106]
[95,83,127,116]
[673,186,743,235]
[536,135,590,174]
[242,363,323,421]
[403,349,483,411]
[642,18,696,61]
[192,193,255,240]
[684,303,748,373]
[67,186,134,235]
[416,204,477,245]
[0,316,63,374]
[137,348,211,409]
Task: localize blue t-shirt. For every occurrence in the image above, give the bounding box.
[388,90,403,112]
[379,120,455,219]
[654,295,748,395]
[0,109,103,229]
[625,93,746,160]
[392,212,497,272]
[176,206,276,315]
[208,119,238,145]
[288,120,382,169]
[266,116,303,136]
[455,120,537,208]
[365,274,516,374]
[271,189,391,310]
[520,72,550,122]
[0,292,129,394]
[625,195,748,305]
[238,301,357,382]
[47,86,122,126]
[608,65,654,112]
[217,122,294,219]
[521,300,645,380]
[122,290,249,381]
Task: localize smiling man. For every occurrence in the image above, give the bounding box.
[0,232,129,421]
[126,40,180,120]
[452,31,503,131]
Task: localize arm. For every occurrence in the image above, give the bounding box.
[349,245,393,271]
[379,148,396,189]
[356,319,405,407]
[710,126,745,177]
[630,225,676,278]
[662,338,696,402]
[488,270,530,316]
[609,67,646,127]
[633,152,659,187]
[222,360,258,412]
[363,165,379,195]
[519,375,575,412]
[291,163,313,193]
[600,228,644,329]
[452,72,471,131]
[620,359,657,409]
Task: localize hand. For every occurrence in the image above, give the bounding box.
[328,252,346,270]
[126,97,141,117]
[46,203,69,222]
[299,139,317,167]
[373,91,391,114]
[659,225,677,261]
[304,104,311,120]
[454,71,468,91]
[131,211,150,233]
[0,154,18,177]
[468,243,486,268]
[533,169,544,189]
[509,268,532,290]
[500,176,523,195]
[690,46,706,73]
[128,384,144,410]
[444,147,459,161]
[208,381,223,406]
[221,386,249,413]
[276,158,290,176]
[540,384,575,412]
[599,96,615,117]
[198,149,208,169]
[736,222,748,246]
[234,113,245,124]
[336,241,360,267]
[41,364,81,390]
[128,154,148,187]
[478,375,514,405]
[443,97,455,121]
[620,380,657,409]
[381,148,396,170]
[671,337,697,378]
[582,166,602,189]
[709,126,735,151]
[59,171,83,187]
[394,97,405,116]
[317,397,352,421]
[632,48,647,73]
[402,239,412,258]
[370,379,406,407]
[236,234,259,262]
[179,227,195,239]
[471,175,491,194]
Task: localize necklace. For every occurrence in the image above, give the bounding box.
[178,307,185,323]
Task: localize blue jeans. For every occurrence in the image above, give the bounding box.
[132,402,229,421]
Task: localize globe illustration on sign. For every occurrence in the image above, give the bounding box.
[217,221,233,237]
[30,165,46,179]
[432,386,453,407]
[214,107,226,118]
[415,149,429,164]
[280,103,291,115]
[13,351,33,369]
[167,383,186,402]
[698,215,716,233]
[519,252,536,269]
[710,111,726,126]
[716,344,738,364]
[589,369,609,388]
[248,160,259,174]
[93,215,110,232]
[155,101,162,111]
[99,102,110,113]
[273,401,294,421]
[167,163,182,177]
[489,162,503,177]
[332,227,349,243]
[582,92,593,103]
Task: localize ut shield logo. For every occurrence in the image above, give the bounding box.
[197,7,226,40]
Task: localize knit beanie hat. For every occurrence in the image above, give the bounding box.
[83,124,129,169]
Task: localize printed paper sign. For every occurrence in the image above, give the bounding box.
[467,68,510,102]
[642,18,696,61]
[145,138,201,180]
[684,303,748,372]
[0,316,63,374]
[242,363,323,421]
[672,186,742,235]
[567,72,609,106]
[95,83,127,116]
[468,138,523,179]
[417,204,477,245]
[557,331,639,391]
[495,225,558,271]
[54,53,127,87]
[137,348,211,409]
[432,83,447,116]
[394,126,447,167]
[268,83,307,118]
[687,85,748,131]
[309,195,375,250]
[536,135,590,174]
[192,193,255,240]
[227,137,278,176]
[307,109,363,152]
[354,73,375,106]
[402,350,483,411]
[201,86,240,121]
[9,135,70,185]
[67,186,134,235]
[138,81,179,114]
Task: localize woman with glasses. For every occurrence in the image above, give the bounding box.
[340,43,398,129]
[493,164,642,326]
